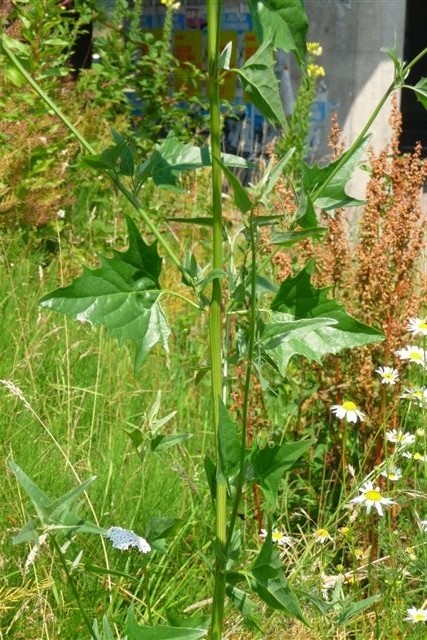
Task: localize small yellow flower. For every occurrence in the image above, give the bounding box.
[307,42,323,57]
[161,0,181,8]
[307,63,325,79]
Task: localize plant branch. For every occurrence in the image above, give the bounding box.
[206,1,226,638]
[51,535,97,640]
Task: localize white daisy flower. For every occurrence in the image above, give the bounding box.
[395,345,427,367]
[404,607,427,623]
[407,317,427,336]
[349,480,395,516]
[419,520,427,533]
[401,387,427,406]
[313,528,332,543]
[107,526,151,554]
[375,366,399,385]
[260,528,292,548]
[380,465,402,482]
[331,401,365,423]
[386,429,416,447]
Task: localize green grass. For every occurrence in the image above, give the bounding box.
[0,232,214,638]
[2,229,427,640]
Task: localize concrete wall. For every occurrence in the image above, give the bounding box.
[304,0,406,161]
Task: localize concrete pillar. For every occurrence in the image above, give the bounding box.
[304,0,406,160]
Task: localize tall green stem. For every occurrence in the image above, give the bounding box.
[51,536,98,640]
[226,210,257,549]
[206,1,226,639]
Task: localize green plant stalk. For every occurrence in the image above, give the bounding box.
[0,37,185,278]
[226,209,257,550]
[51,535,98,640]
[206,1,226,639]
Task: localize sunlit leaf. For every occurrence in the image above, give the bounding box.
[270,227,326,246]
[218,159,253,214]
[301,135,370,212]
[248,0,308,66]
[261,260,384,374]
[39,217,169,371]
[9,460,105,540]
[135,134,250,190]
[235,40,287,129]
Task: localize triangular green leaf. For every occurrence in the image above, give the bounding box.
[11,520,40,546]
[248,0,308,66]
[151,433,192,453]
[250,532,306,622]
[226,585,262,631]
[217,158,253,214]
[301,135,370,212]
[39,217,170,371]
[335,594,381,625]
[144,516,180,541]
[135,135,250,190]
[249,439,314,505]
[9,460,52,523]
[262,261,384,373]
[412,77,427,110]
[9,461,106,539]
[235,40,287,130]
[270,227,326,246]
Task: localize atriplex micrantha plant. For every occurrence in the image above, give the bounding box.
[3,1,427,639]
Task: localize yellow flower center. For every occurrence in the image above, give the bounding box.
[342,401,357,411]
[272,532,283,541]
[365,490,382,501]
[409,350,422,360]
[413,612,425,622]
[419,322,427,331]
[315,528,329,538]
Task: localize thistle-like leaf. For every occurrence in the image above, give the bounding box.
[260,260,384,374]
[39,217,169,371]
[235,40,287,130]
[248,0,308,66]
